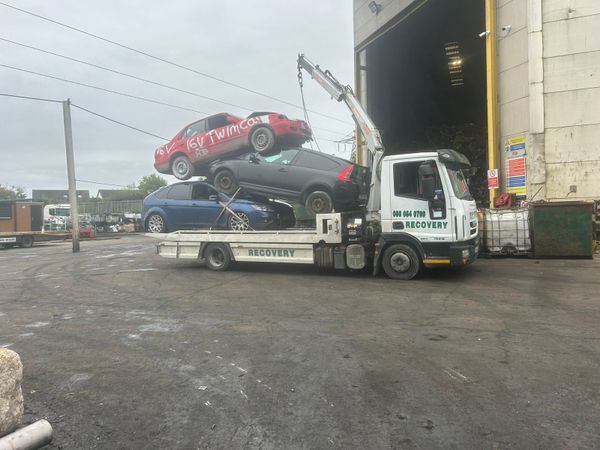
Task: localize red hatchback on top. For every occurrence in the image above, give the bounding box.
[154,112,312,180]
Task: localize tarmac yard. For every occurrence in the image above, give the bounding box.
[1,236,599,449]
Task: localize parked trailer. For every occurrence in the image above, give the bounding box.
[0,231,38,248]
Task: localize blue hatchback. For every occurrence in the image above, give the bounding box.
[143,181,291,233]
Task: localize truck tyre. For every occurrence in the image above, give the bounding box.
[171,155,194,180]
[214,170,239,195]
[204,243,231,271]
[249,126,276,155]
[382,244,420,280]
[305,190,333,216]
[20,235,34,248]
[147,213,167,233]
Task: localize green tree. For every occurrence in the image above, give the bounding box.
[137,174,167,195]
[0,184,27,200]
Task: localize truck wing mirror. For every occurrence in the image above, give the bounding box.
[418,163,435,199]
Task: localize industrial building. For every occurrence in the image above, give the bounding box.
[353,0,600,204]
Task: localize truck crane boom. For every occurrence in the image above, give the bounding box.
[297,53,384,221]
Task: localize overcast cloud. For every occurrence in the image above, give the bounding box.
[0,1,354,196]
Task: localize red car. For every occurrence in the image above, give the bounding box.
[154,112,312,180]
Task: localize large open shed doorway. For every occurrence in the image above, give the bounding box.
[363,0,488,202]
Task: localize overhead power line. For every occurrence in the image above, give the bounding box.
[0,63,209,115]
[0,92,61,103]
[0,2,353,126]
[71,103,168,140]
[75,179,130,188]
[0,36,349,137]
[0,37,258,113]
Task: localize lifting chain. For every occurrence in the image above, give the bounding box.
[297,62,304,88]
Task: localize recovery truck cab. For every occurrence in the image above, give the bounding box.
[153,55,478,280]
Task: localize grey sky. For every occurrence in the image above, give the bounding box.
[0,1,354,196]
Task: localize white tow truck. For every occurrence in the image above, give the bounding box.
[154,55,479,280]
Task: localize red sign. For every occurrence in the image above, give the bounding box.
[487,169,499,189]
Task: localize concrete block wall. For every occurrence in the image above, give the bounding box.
[542,0,600,200]
[354,0,421,49]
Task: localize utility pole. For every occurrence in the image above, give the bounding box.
[62,98,80,253]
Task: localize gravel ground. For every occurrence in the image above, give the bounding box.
[1,235,599,449]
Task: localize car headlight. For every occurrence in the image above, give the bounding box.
[252,205,274,212]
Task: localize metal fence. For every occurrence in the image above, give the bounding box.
[78,200,143,215]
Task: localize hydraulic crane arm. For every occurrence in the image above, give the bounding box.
[297,54,384,221]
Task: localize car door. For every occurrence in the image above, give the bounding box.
[190,183,223,228]
[238,149,300,196]
[205,114,243,159]
[162,183,193,229]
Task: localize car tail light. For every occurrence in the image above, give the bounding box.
[337,164,354,182]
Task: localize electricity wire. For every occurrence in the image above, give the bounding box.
[0,92,61,103]
[0,1,353,126]
[0,36,349,137]
[71,103,169,140]
[0,63,209,115]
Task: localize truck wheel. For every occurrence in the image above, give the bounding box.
[147,214,166,233]
[171,155,194,180]
[382,244,420,280]
[20,235,34,248]
[204,243,231,271]
[250,126,276,155]
[305,190,333,216]
[214,170,239,195]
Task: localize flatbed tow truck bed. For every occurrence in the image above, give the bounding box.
[154,213,344,265]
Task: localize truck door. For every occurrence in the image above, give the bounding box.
[385,160,453,242]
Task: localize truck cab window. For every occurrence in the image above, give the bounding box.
[393,161,442,198]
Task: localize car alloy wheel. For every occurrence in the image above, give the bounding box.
[147,214,165,233]
[229,212,250,231]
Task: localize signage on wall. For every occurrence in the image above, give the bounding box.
[505,135,527,196]
[487,169,499,189]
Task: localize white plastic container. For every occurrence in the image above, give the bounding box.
[481,208,531,255]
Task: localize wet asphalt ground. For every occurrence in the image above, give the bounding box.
[1,235,599,449]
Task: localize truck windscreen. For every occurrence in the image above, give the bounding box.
[445,163,472,201]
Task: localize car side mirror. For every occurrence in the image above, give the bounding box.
[209,194,218,202]
[249,154,260,164]
[418,163,435,200]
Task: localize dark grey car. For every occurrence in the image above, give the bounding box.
[207,147,369,216]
